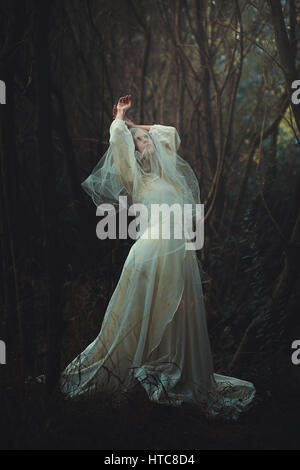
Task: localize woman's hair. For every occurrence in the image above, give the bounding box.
[129,127,139,142]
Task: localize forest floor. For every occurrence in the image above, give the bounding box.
[0,371,299,450]
[1,262,299,450]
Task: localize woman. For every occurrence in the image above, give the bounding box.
[60,95,256,420]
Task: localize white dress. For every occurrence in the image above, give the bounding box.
[60,121,256,420]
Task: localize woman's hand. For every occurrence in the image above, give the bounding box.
[117,94,131,113]
[113,95,132,121]
[112,95,147,130]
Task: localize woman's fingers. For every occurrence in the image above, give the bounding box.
[118,95,131,104]
[117,95,131,109]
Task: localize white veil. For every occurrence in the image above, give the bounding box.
[81,120,203,263]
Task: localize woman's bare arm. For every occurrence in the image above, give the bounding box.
[110,95,136,194]
[125,120,152,131]
[114,95,131,121]
[112,97,152,131]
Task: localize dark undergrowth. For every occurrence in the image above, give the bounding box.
[1,151,299,450]
[1,351,299,450]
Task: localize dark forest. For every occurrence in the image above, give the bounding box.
[0,0,300,450]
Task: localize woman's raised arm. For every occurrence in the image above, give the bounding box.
[112,96,152,132]
[125,120,152,132]
[110,95,136,194]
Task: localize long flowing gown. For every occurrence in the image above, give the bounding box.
[60,121,256,420]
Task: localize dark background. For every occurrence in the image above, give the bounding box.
[0,0,299,449]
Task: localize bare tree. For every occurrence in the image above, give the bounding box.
[268,0,300,133]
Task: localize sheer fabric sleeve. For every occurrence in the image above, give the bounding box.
[81,119,138,209]
[150,125,181,160]
[109,119,137,195]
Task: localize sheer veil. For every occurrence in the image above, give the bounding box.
[62,117,256,417]
[81,120,204,263]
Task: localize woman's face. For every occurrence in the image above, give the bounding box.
[133,129,154,155]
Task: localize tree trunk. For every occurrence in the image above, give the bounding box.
[268,0,300,134]
[34,1,64,393]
